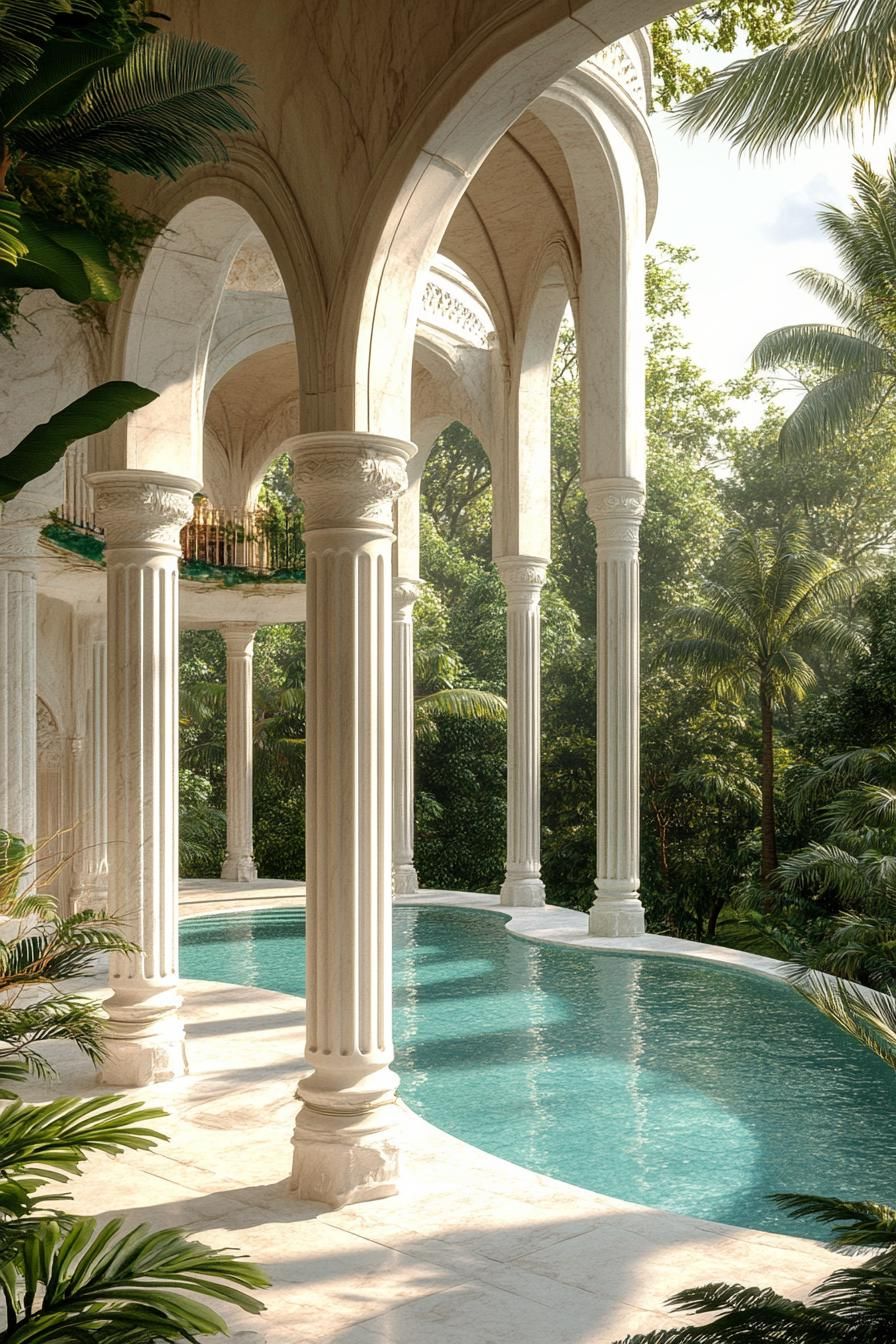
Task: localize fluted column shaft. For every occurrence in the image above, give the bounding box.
[584,478,645,937]
[287,431,413,1207]
[88,470,197,1085]
[71,614,108,911]
[0,522,39,851]
[220,624,257,882]
[392,578,422,897]
[497,557,548,907]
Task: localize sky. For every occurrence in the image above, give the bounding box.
[648,53,893,420]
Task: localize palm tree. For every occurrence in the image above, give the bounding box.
[671,0,896,158]
[413,645,506,744]
[771,746,896,988]
[751,156,896,457]
[665,526,866,880]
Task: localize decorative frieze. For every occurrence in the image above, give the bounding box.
[420,281,491,348]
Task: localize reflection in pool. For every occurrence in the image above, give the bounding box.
[179,904,896,1234]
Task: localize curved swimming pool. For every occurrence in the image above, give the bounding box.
[180,904,896,1234]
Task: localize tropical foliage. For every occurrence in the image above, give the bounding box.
[672,0,896,155]
[0,830,137,1082]
[752,155,896,457]
[665,526,866,879]
[0,830,269,1340]
[0,0,254,500]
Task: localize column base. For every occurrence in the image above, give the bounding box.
[393,864,418,896]
[98,992,187,1086]
[98,1029,187,1087]
[588,896,645,937]
[500,875,546,907]
[290,1101,401,1207]
[221,855,258,882]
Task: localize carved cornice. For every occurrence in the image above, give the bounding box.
[420,281,490,348]
[585,41,647,110]
[87,472,197,550]
[496,556,549,599]
[286,434,413,531]
[392,577,424,620]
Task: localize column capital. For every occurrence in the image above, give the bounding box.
[87,470,198,551]
[0,518,41,568]
[286,432,414,531]
[221,622,257,657]
[495,555,549,600]
[582,477,645,550]
[392,576,423,621]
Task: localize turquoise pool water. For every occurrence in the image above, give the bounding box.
[180,904,896,1234]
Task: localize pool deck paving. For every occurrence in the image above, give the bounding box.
[22,888,844,1343]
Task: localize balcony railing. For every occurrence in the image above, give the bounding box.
[56,452,304,578]
[180,502,303,574]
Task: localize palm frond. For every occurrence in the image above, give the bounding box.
[779,369,892,454]
[790,270,886,337]
[824,783,896,833]
[752,320,890,376]
[0,997,110,1072]
[16,33,255,178]
[670,0,896,157]
[0,1094,166,1185]
[415,688,507,724]
[1,1215,268,1339]
[790,968,896,1070]
[0,0,69,95]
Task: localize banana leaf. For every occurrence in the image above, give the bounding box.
[0,381,158,502]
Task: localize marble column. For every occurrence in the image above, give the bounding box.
[87,470,197,1085]
[220,624,258,882]
[0,521,39,850]
[392,577,422,897]
[288,431,413,1206]
[496,557,548,907]
[583,478,645,937]
[71,615,109,912]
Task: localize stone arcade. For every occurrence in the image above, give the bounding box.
[1,3,663,1209]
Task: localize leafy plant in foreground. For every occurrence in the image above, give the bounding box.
[0,0,254,499]
[0,831,269,1339]
[0,1093,268,1341]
